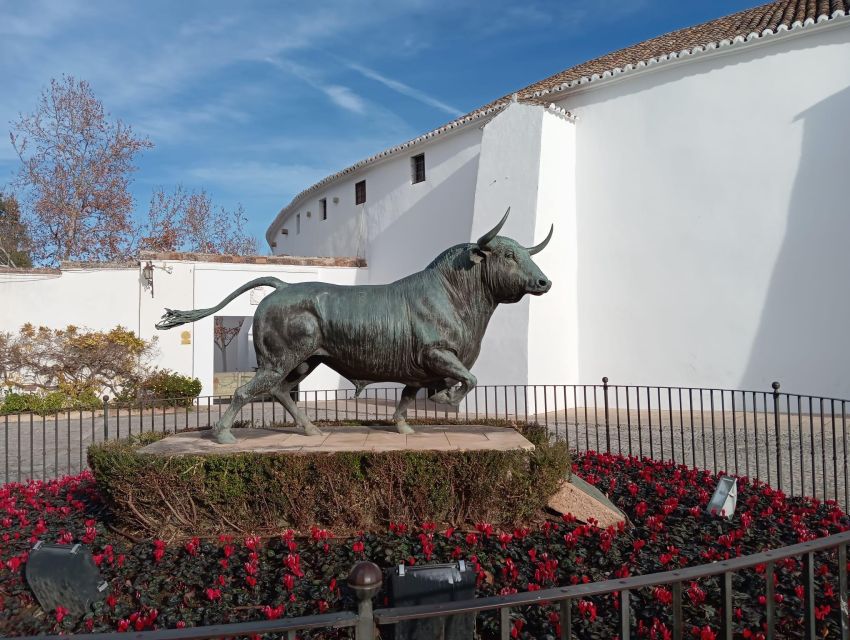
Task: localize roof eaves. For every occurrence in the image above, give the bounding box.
[524,9,849,103]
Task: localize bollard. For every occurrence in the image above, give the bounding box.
[348,561,382,640]
[102,395,110,441]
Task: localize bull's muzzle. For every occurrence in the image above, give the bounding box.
[527,278,552,295]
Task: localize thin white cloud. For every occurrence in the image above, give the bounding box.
[347,62,462,117]
[186,161,334,197]
[265,58,367,115]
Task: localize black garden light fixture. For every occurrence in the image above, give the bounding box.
[25,541,109,619]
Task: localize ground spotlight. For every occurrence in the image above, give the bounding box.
[707,476,737,519]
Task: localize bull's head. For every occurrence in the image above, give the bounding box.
[472,208,553,303]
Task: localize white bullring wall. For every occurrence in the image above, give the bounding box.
[555,19,850,397]
[1,260,363,397]
[271,124,483,288]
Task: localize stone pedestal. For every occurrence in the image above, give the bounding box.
[139,424,536,456]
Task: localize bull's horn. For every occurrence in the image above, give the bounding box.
[477,207,510,248]
[526,224,553,255]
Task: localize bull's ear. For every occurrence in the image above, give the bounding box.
[470,246,490,264]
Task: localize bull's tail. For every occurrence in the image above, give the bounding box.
[155,276,287,330]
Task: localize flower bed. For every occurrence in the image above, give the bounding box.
[1,451,848,638]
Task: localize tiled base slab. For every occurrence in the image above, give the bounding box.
[139,425,535,456]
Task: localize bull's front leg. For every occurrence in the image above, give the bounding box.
[391,385,419,435]
[422,348,476,407]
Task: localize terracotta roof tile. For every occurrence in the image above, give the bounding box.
[493,0,850,106]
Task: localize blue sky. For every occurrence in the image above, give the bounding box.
[0,0,759,252]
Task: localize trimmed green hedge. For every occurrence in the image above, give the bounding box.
[88,423,570,537]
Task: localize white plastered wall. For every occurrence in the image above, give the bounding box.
[1,261,364,397]
[469,102,578,388]
[557,20,850,397]
[270,125,483,287]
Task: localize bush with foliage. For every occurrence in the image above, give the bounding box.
[0,324,157,401]
[0,390,98,415]
[116,370,202,407]
[2,451,849,637]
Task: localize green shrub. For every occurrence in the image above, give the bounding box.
[0,388,104,415]
[0,392,32,414]
[121,370,202,407]
[88,423,571,537]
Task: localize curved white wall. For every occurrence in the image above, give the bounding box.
[271,125,483,286]
[558,22,850,396]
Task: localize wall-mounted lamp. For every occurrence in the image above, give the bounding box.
[141,261,172,298]
[142,261,155,297]
[332,196,339,204]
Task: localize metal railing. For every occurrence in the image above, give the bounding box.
[13,530,850,640]
[2,380,848,512]
[5,379,850,639]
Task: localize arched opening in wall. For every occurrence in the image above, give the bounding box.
[212,315,298,401]
[212,316,255,397]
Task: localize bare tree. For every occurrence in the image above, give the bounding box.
[0,193,32,268]
[10,75,153,266]
[213,317,242,371]
[139,185,257,255]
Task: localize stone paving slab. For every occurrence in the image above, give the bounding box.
[138,425,535,457]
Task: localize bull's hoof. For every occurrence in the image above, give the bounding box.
[214,429,237,444]
[395,421,415,435]
[429,390,452,405]
[304,424,326,437]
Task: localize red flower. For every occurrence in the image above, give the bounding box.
[245,535,262,550]
[205,588,222,601]
[465,533,479,546]
[152,539,166,563]
[184,537,200,556]
[815,604,831,621]
[577,599,597,622]
[283,574,295,590]
[444,527,456,538]
[263,604,284,619]
[475,522,493,537]
[352,540,365,554]
[653,586,673,605]
[687,583,706,606]
[694,625,716,640]
[55,606,68,623]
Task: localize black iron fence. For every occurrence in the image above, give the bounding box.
[12,530,850,640]
[5,380,850,639]
[2,380,848,511]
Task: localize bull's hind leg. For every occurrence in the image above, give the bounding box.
[422,348,477,406]
[270,360,324,436]
[272,386,325,436]
[214,368,284,444]
[391,385,419,435]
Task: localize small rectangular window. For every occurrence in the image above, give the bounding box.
[355,180,366,205]
[296,213,301,234]
[320,198,327,220]
[411,153,425,184]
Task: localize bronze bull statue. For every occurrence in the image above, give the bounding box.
[156,208,553,443]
